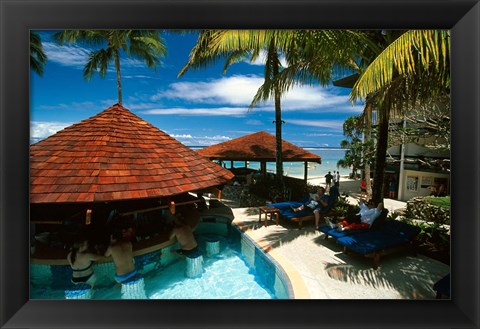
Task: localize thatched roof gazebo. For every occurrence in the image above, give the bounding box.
[30,104,233,225]
[197,131,321,182]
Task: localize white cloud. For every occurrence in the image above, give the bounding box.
[245,49,288,67]
[43,42,90,69]
[150,75,363,115]
[287,119,345,130]
[169,133,231,146]
[151,75,264,105]
[140,107,250,117]
[44,42,147,70]
[30,121,73,141]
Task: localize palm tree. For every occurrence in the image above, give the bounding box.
[180,30,359,186]
[53,30,167,105]
[337,115,375,181]
[179,30,290,183]
[30,32,47,76]
[270,29,449,203]
[350,30,450,203]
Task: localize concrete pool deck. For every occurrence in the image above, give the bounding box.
[231,205,450,299]
[222,179,450,299]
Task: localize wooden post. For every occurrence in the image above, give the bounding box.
[85,209,92,225]
[304,161,308,182]
[169,201,175,215]
[261,162,267,180]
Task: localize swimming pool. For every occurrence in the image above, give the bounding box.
[30,219,291,299]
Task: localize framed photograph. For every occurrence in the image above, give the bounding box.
[1,0,479,328]
[407,176,419,192]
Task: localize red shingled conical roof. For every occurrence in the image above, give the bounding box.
[197,131,321,163]
[30,104,233,203]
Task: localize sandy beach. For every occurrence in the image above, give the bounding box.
[307,175,357,191]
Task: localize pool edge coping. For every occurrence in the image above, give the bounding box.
[232,220,310,299]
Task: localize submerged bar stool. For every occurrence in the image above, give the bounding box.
[184,249,204,278]
[205,236,221,257]
[65,284,93,299]
[120,274,147,299]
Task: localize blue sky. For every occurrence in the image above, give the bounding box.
[30,30,364,148]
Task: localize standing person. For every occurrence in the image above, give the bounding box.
[324,171,333,190]
[67,238,104,287]
[105,229,137,284]
[388,177,397,199]
[169,219,199,257]
[335,171,340,187]
[360,178,367,198]
[329,182,340,203]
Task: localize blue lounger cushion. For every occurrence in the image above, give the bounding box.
[318,208,389,239]
[268,195,313,220]
[318,225,368,238]
[336,220,421,255]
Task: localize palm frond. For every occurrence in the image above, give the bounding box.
[30,32,47,76]
[351,30,450,101]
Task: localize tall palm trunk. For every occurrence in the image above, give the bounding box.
[274,85,283,183]
[268,40,284,184]
[372,100,390,204]
[364,97,373,198]
[114,50,123,105]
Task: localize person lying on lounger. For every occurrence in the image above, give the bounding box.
[291,187,329,212]
[291,187,332,230]
[326,199,383,231]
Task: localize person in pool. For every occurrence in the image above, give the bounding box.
[67,238,104,287]
[104,228,137,284]
[169,218,199,257]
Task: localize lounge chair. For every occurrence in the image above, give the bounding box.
[267,196,316,229]
[318,208,389,240]
[335,219,421,269]
[268,192,337,229]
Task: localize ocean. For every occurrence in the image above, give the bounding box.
[194,147,348,181]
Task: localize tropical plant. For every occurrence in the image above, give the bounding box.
[389,96,450,151]
[350,30,450,101]
[53,30,167,105]
[30,32,47,76]
[350,30,450,203]
[337,115,375,180]
[424,196,450,209]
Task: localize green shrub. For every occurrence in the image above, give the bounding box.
[401,218,450,251]
[424,196,450,209]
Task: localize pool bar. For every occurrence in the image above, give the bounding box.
[30,213,293,299]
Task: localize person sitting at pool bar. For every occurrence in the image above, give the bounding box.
[169,218,199,257]
[68,238,104,287]
[105,228,137,284]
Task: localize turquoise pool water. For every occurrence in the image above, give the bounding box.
[30,224,289,299]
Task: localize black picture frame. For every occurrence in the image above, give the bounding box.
[1,0,478,328]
